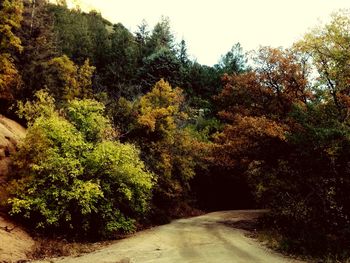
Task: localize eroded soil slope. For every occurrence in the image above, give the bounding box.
[0,115,34,263]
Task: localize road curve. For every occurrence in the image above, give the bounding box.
[38,210,303,263]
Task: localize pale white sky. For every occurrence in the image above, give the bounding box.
[69,0,350,66]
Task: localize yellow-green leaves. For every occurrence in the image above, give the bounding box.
[129,79,202,208]
[86,141,154,213]
[0,53,22,100]
[296,10,350,120]
[66,99,115,142]
[138,79,186,137]
[8,92,154,237]
[0,0,23,52]
[45,55,95,101]
[0,0,23,100]
[68,180,103,215]
[17,90,56,125]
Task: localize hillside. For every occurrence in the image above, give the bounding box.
[0,115,26,201]
[0,115,35,262]
[1,0,350,261]
[0,214,35,262]
[0,115,26,178]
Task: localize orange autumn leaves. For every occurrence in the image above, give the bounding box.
[138,79,187,136]
[133,79,205,201]
[213,47,312,167]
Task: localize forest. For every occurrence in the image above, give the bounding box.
[1,0,350,260]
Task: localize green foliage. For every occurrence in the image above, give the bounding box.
[0,0,23,105]
[17,89,56,124]
[102,23,139,98]
[17,0,58,101]
[183,62,222,104]
[8,91,154,238]
[0,0,23,52]
[48,4,98,64]
[107,97,138,136]
[248,104,350,256]
[85,141,154,215]
[5,1,350,257]
[296,10,350,122]
[146,16,175,54]
[130,80,205,216]
[138,48,182,92]
[66,99,115,142]
[217,43,248,75]
[44,55,95,101]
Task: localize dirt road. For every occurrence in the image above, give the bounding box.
[37,210,302,263]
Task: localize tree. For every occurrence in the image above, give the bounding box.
[48,3,112,65]
[217,43,247,75]
[212,46,312,215]
[85,10,110,68]
[8,91,154,238]
[216,47,311,120]
[44,55,95,101]
[137,48,182,92]
[213,47,311,166]
[135,19,150,65]
[132,79,203,218]
[0,0,23,109]
[184,62,222,104]
[101,23,139,99]
[137,79,186,137]
[295,10,350,122]
[213,41,350,256]
[18,0,58,101]
[49,4,93,64]
[177,39,190,66]
[146,16,175,55]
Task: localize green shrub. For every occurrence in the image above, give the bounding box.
[7,91,154,239]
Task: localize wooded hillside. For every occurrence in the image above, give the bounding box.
[1,0,350,260]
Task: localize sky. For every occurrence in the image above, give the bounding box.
[67,0,350,66]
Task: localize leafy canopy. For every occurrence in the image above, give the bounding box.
[8,91,154,238]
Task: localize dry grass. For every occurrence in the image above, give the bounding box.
[255,229,350,263]
[30,238,112,260]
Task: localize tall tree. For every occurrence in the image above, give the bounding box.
[217,43,247,75]
[49,3,94,63]
[296,10,350,122]
[134,79,203,218]
[177,39,189,66]
[213,46,311,173]
[137,48,181,92]
[18,0,58,100]
[101,23,139,99]
[44,55,95,101]
[135,19,150,65]
[146,16,175,55]
[0,0,23,110]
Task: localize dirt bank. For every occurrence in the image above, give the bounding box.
[0,116,34,263]
[0,115,26,179]
[0,214,35,262]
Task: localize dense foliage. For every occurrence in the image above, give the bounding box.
[8,91,154,238]
[1,0,350,257]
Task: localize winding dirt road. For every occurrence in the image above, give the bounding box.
[37,210,303,263]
